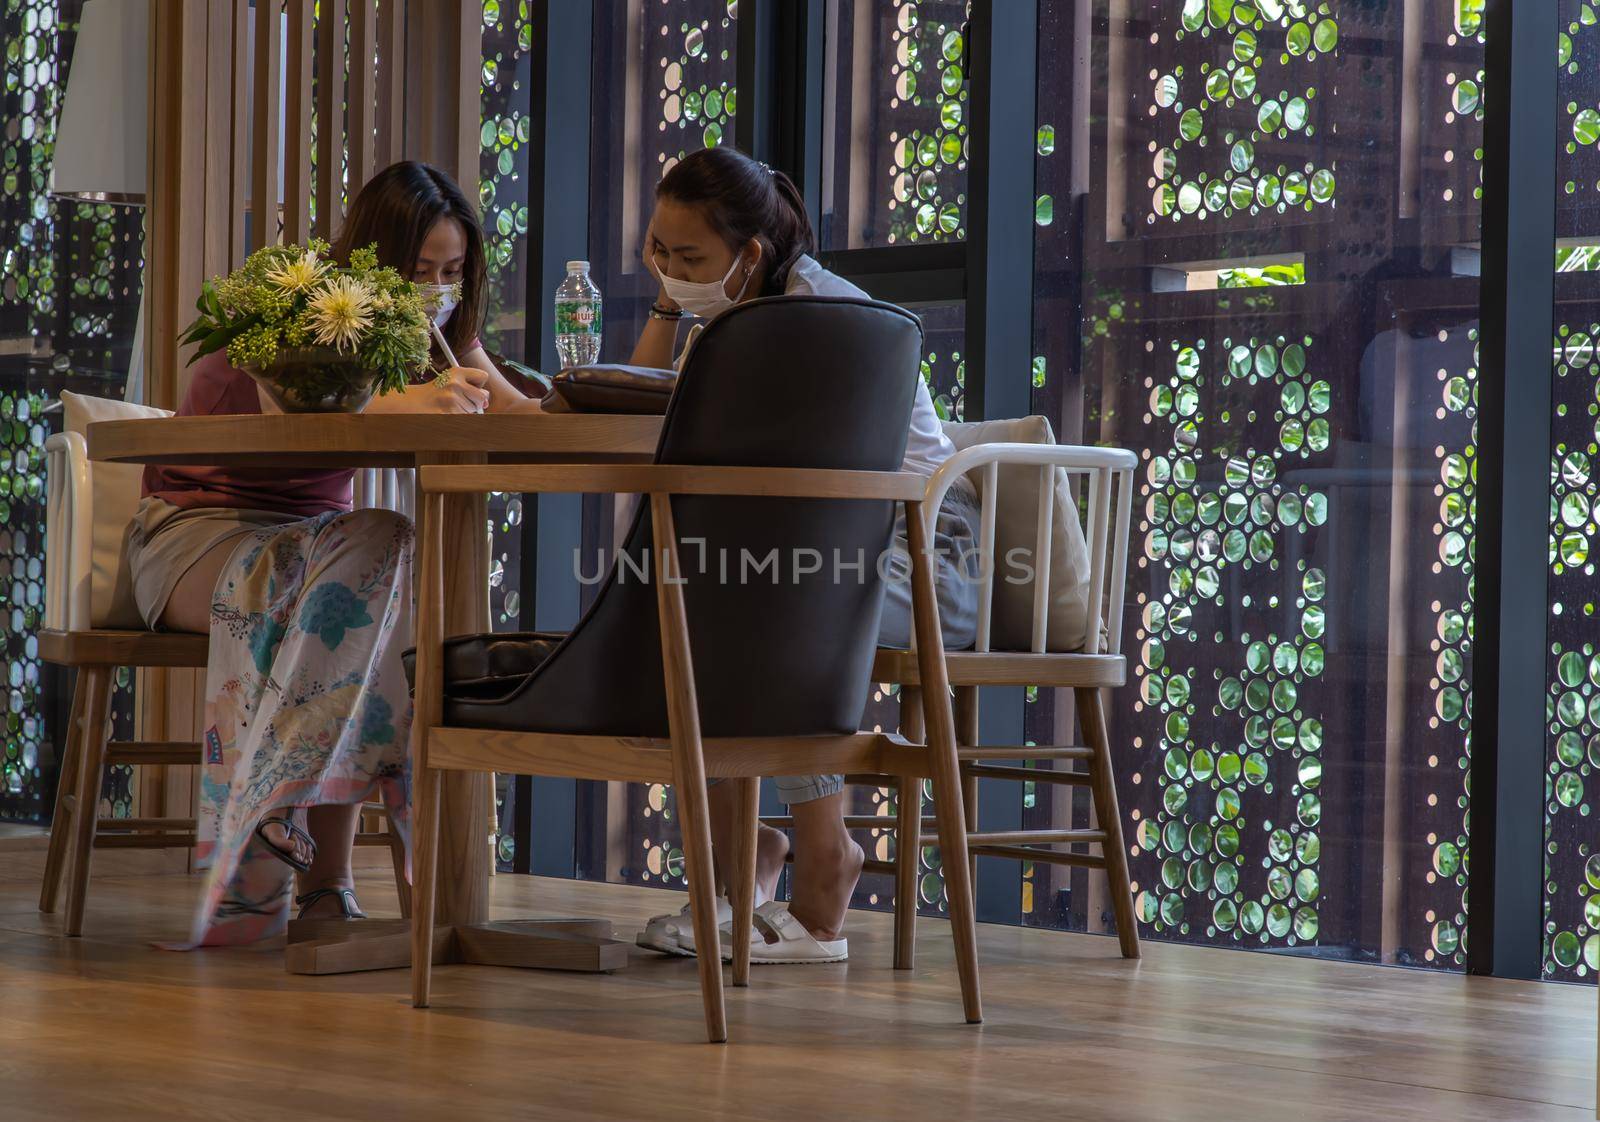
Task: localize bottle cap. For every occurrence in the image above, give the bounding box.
[566,260,591,273]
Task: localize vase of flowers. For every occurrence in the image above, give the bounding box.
[180,240,432,413]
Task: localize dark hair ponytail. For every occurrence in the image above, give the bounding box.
[657,146,816,295]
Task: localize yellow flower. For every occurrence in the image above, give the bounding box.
[306,276,375,351]
[265,249,329,293]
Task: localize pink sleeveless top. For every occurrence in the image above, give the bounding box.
[141,351,354,517]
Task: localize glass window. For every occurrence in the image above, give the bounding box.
[1544,0,1600,982]
[0,1,143,823]
[1027,0,1482,968]
[915,300,967,421]
[574,0,740,887]
[478,4,531,641]
[478,1,534,364]
[588,0,740,363]
[819,0,970,250]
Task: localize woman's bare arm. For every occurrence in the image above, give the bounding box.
[629,316,680,369]
[460,345,540,413]
[365,370,490,413]
[629,217,683,369]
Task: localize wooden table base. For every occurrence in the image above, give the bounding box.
[283,917,633,976]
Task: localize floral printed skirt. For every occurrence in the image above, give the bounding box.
[173,507,414,948]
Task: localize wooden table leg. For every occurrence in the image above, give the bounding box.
[287,454,631,976]
[436,461,494,928]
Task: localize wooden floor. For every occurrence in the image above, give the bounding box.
[0,863,1594,1122]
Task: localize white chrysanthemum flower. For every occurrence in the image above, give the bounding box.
[266,250,329,293]
[306,276,375,351]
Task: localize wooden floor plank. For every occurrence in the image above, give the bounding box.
[0,870,1592,1121]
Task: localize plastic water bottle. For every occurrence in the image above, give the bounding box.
[554,260,602,369]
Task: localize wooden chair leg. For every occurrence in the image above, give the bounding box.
[906,505,982,1023]
[675,762,726,1042]
[64,666,113,938]
[410,764,442,1006]
[389,827,412,920]
[729,777,759,987]
[412,489,445,1007]
[893,685,924,971]
[651,493,727,1043]
[1078,686,1140,959]
[39,673,89,914]
[955,686,979,892]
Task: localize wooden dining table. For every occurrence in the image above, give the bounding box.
[89,411,663,974]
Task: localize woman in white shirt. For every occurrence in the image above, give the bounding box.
[631,146,979,964]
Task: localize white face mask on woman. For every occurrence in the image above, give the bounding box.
[657,247,759,319]
[419,284,460,328]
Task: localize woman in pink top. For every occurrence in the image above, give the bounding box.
[129,162,537,945]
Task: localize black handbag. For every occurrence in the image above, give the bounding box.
[543,364,677,414]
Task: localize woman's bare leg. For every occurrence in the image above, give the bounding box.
[708,781,788,904]
[159,536,241,635]
[785,793,864,941]
[296,804,364,916]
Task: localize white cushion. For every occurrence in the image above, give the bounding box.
[60,392,171,630]
[942,416,1092,653]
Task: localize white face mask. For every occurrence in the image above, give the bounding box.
[657,248,758,319]
[419,283,460,328]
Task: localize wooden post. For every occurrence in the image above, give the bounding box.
[404,0,481,195]
[314,0,348,240]
[229,0,250,266]
[376,0,406,167]
[283,0,314,245]
[348,0,378,190]
[145,0,212,410]
[145,0,276,851]
[203,0,237,279]
[450,1,481,202]
[252,0,285,251]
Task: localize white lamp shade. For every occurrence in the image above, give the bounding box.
[51,0,149,200]
[51,0,286,206]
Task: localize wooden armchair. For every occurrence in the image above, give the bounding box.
[39,393,410,935]
[859,425,1142,964]
[407,296,981,1043]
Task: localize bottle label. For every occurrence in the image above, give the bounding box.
[555,299,602,336]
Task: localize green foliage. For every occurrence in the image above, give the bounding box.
[1216,262,1307,289]
[1556,244,1600,273]
[178,241,431,396]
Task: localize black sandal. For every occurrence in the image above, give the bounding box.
[294,887,366,920]
[254,814,317,873]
